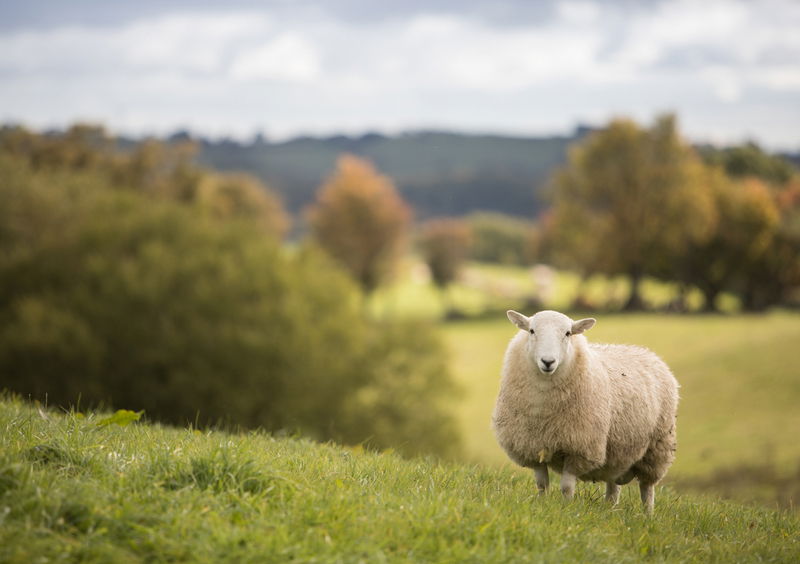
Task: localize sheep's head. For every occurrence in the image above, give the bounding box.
[506,309,595,375]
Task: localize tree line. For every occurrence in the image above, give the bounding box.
[291,116,800,313]
[544,115,800,311]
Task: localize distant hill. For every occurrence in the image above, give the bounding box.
[192,129,593,220]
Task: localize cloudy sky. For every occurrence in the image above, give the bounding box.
[1,0,798,149]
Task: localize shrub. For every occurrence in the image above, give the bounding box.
[0,156,459,457]
[467,212,537,265]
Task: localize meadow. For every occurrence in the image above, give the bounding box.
[1,397,798,563]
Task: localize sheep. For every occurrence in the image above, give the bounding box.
[492,310,678,513]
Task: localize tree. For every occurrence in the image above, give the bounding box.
[307,154,412,294]
[548,115,716,310]
[418,218,472,291]
[195,172,290,239]
[738,178,800,310]
[678,173,779,311]
[701,142,796,186]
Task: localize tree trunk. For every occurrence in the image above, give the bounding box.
[701,286,720,313]
[623,271,645,311]
[570,273,593,311]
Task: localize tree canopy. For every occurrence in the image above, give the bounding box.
[307,154,412,294]
[548,115,717,309]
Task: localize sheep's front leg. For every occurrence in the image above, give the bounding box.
[640,482,655,514]
[561,456,590,500]
[605,482,620,505]
[560,468,577,499]
[532,462,549,495]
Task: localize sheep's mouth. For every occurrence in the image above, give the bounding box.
[539,365,556,374]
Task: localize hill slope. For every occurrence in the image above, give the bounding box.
[0,397,797,563]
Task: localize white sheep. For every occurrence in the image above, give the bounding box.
[492,310,678,513]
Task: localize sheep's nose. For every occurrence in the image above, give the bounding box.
[541,358,555,369]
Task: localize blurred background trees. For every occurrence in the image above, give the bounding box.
[545,114,800,311]
[417,219,472,315]
[306,154,412,294]
[0,116,798,461]
[547,115,717,310]
[0,127,460,459]
[466,212,538,266]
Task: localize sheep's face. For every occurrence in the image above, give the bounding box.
[506,310,595,375]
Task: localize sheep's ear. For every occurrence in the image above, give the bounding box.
[507,310,530,331]
[571,318,596,334]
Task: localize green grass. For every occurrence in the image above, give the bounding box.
[1,397,798,563]
[442,311,800,509]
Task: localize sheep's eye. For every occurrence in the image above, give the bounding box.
[529,329,535,335]
[565,331,572,337]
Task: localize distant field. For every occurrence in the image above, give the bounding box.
[441,312,800,508]
[370,260,739,320]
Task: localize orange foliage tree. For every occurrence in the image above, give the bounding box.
[307,154,412,294]
[680,174,780,311]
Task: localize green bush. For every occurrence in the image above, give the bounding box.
[0,156,459,457]
[338,320,461,458]
[466,212,537,265]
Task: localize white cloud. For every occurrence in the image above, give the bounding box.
[230,33,320,81]
[556,1,602,25]
[0,0,798,148]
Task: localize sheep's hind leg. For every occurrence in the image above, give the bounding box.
[532,463,549,495]
[640,481,655,514]
[605,482,620,505]
[560,470,576,500]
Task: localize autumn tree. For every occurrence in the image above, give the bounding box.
[307,154,412,294]
[691,144,800,310]
[678,173,779,311]
[548,115,716,310]
[737,177,800,310]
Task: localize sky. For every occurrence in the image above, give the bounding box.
[1,0,799,149]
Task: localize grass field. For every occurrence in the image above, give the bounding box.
[1,397,798,562]
[441,312,800,509]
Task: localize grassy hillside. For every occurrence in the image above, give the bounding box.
[1,397,798,563]
[442,312,800,509]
